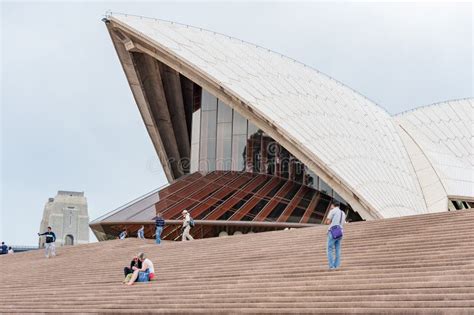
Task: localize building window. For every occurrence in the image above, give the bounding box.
[188,88,347,208]
[190,108,201,172]
[216,100,233,170]
[232,111,247,171]
[199,90,217,171]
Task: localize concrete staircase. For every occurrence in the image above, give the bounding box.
[0,210,473,314]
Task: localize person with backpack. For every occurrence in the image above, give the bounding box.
[38,226,56,258]
[325,201,346,270]
[154,213,165,244]
[181,210,194,241]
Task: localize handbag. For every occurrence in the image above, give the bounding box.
[329,210,344,240]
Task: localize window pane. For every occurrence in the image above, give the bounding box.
[202,90,217,111]
[294,160,304,184]
[266,141,277,176]
[280,148,290,179]
[319,178,333,196]
[190,108,201,173]
[334,191,346,205]
[217,100,233,123]
[199,90,217,172]
[216,122,232,170]
[217,140,232,170]
[248,121,259,137]
[305,169,318,189]
[232,134,246,171]
[216,100,233,170]
[247,133,262,172]
[233,111,247,135]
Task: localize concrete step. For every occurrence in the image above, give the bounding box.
[1,209,473,313]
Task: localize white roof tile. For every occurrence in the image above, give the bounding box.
[396,98,474,200]
[109,14,470,218]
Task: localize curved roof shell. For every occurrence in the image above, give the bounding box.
[395,98,474,208]
[105,13,435,219]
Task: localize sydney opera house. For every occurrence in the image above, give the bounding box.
[90,13,473,241]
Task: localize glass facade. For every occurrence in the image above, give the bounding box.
[216,99,233,170]
[190,109,201,173]
[199,90,218,172]
[190,89,346,205]
[232,111,247,171]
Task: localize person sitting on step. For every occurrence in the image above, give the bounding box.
[125,252,155,285]
[123,255,142,277]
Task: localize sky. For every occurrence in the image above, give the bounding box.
[1,1,472,246]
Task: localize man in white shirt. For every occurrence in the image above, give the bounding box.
[325,201,346,270]
[181,210,194,241]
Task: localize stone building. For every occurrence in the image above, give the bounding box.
[39,191,89,247]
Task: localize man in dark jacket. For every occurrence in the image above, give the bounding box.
[38,226,56,258]
[154,213,165,244]
[0,242,7,255]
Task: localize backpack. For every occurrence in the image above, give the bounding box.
[189,217,195,228]
[329,210,344,240]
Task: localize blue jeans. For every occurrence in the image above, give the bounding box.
[327,232,342,269]
[137,268,150,282]
[137,230,144,239]
[155,227,163,244]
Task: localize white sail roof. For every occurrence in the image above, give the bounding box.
[395,98,474,201]
[107,13,434,218]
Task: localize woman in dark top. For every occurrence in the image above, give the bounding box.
[124,255,142,276]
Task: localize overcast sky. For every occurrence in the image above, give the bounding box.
[1,1,472,246]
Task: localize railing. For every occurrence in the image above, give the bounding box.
[103,218,318,241]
